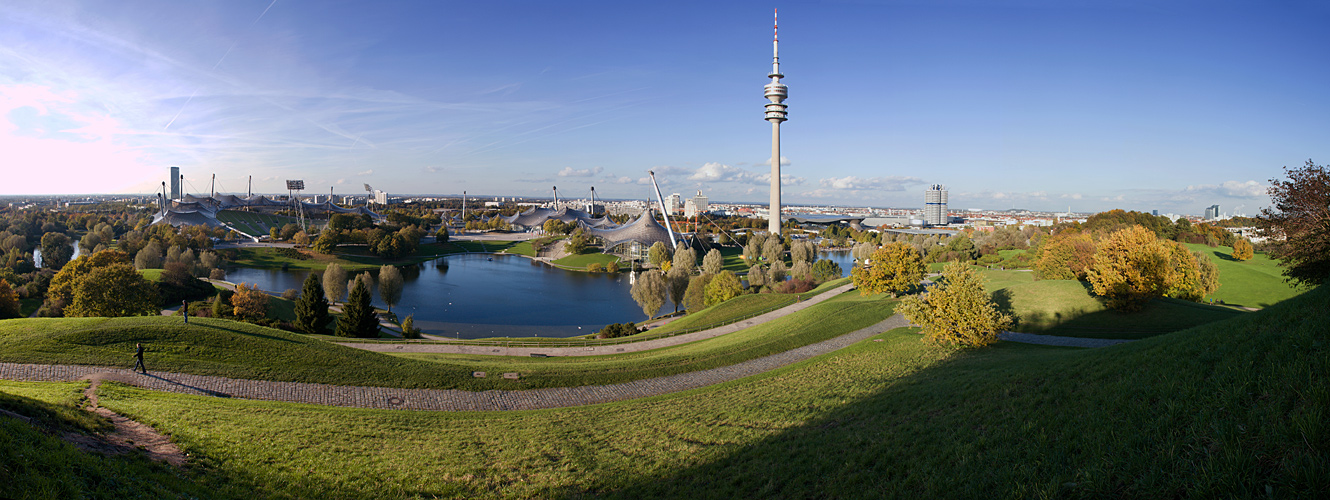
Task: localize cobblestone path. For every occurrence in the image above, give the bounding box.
[0,314,907,411]
[346,283,858,357]
[999,331,1136,347]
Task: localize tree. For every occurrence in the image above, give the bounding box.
[790,240,815,264]
[1231,238,1254,261]
[0,279,19,319]
[945,235,979,261]
[666,266,690,313]
[1259,160,1330,286]
[789,260,813,281]
[683,274,713,313]
[851,242,924,297]
[229,283,270,320]
[762,238,784,264]
[1034,232,1096,280]
[811,259,842,282]
[647,242,672,269]
[899,262,1012,348]
[769,260,788,283]
[40,232,73,270]
[564,230,588,255]
[702,249,723,275]
[65,263,159,318]
[704,270,742,306]
[312,230,340,254]
[1085,226,1174,311]
[48,249,132,307]
[211,292,230,318]
[293,273,331,334]
[435,227,449,244]
[378,265,404,313]
[671,247,697,276]
[1164,242,1220,302]
[323,263,348,304]
[747,264,767,290]
[630,269,667,319]
[337,279,379,338]
[401,314,422,339]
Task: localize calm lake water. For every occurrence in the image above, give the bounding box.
[225,253,677,339]
[222,250,855,339]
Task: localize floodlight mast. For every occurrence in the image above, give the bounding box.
[647,170,678,250]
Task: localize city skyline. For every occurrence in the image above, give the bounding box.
[2,1,1327,215]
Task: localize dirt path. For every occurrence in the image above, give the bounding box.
[73,373,187,466]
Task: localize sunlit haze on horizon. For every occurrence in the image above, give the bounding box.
[2,0,1327,215]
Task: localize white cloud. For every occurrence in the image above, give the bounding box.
[817,175,923,191]
[424,166,439,173]
[1184,180,1267,198]
[763,156,792,167]
[614,176,634,184]
[557,166,603,177]
[688,162,800,185]
[357,169,375,176]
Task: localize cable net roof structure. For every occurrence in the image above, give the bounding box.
[500,206,614,230]
[154,194,380,234]
[582,209,676,251]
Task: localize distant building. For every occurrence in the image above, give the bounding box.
[684,190,709,217]
[373,190,389,205]
[1204,204,1221,220]
[1152,209,1159,216]
[924,185,948,226]
[665,193,682,213]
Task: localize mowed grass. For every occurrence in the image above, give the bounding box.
[0,286,884,390]
[393,288,896,389]
[644,277,851,337]
[18,284,1319,499]
[550,252,620,270]
[991,278,1243,339]
[1185,243,1307,308]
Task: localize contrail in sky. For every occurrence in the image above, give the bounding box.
[213,42,237,70]
[163,89,198,130]
[253,0,280,25]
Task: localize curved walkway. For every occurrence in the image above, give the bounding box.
[343,283,858,357]
[0,315,908,412]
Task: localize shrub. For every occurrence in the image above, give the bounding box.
[704,270,742,307]
[209,268,226,280]
[851,242,924,297]
[230,283,270,320]
[606,260,619,273]
[1231,238,1254,261]
[899,262,1011,348]
[274,247,309,260]
[774,278,816,294]
[401,314,423,339]
[282,288,299,301]
[811,259,842,282]
[596,322,641,339]
[587,263,604,273]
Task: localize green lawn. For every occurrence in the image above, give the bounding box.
[550,251,620,270]
[230,244,463,272]
[644,277,851,337]
[5,284,1321,499]
[990,278,1244,339]
[1185,243,1307,308]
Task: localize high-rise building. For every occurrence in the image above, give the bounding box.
[170,166,180,200]
[1204,204,1221,220]
[924,185,948,226]
[763,10,788,234]
[665,193,682,213]
[684,190,709,217]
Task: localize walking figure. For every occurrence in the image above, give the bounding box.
[182,300,189,324]
[133,343,146,374]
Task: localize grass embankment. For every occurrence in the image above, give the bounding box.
[228,243,471,272]
[4,285,1318,498]
[982,269,1244,339]
[0,286,883,390]
[644,277,849,337]
[550,252,620,270]
[397,288,892,388]
[1185,243,1307,308]
[215,210,306,238]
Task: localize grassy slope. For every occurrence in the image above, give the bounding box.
[550,252,620,269]
[1186,243,1307,307]
[644,277,850,337]
[47,284,1324,499]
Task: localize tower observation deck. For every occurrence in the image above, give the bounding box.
[764,9,788,235]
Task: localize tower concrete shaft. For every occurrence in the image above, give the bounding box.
[764,10,788,235]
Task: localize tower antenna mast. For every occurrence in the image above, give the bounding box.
[764,8,789,235]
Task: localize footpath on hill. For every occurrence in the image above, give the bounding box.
[0,315,907,411]
[343,283,858,357]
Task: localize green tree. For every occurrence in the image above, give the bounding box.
[671,247,697,276]
[401,314,422,339]
[565,230,588,255]
[630,269,667,319]
[945,235,979,261]
[790,240,815,264]
[435,227,449,244]
[323,263,348,304]
[769,260,787,284]
[762,237,784,264]
[312,230,340,254]
[811,259,842,282]
[1231,238,1254,261]
[40,232,73,270]
[293,273,331,334]
[211,292,230,318]
[0,279,19,319]
[702,249,723,275]
[704,270,742,306]
[898,262,1011,348]
[683,274,713,313]
[747,264,767,290]
[666,266,690,313]
[851,242,924,297]
[64,263,159,318]
[48,250,132,307]
[378,265,404,313]
[1164,242,1220,302]
[337,279,379,338]
[789,260,813,281]
[647,242,672,269]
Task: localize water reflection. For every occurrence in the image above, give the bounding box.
[224,253,676,339]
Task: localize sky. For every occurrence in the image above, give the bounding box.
[2,0,1327,215]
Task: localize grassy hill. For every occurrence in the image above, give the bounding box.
[1,284,1321,498]
[1186,243,1307,308]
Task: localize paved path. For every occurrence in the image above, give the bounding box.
[0,315,907,412]
[998,331,1136,348]
[343,283,858,357]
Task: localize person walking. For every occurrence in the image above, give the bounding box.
[133,343,146,374]
[182,300,189,324]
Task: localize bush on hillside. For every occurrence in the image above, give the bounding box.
[774,278,816,295]
[899,262,1011,348]
[596,322,641,339]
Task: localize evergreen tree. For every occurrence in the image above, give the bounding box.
[337,279,379,338]
[294,272,331,334]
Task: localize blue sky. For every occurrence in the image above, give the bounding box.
[2,0,1326,215]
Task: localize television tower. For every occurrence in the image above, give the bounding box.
[764,9,788,235]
